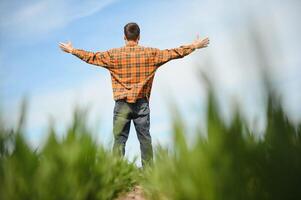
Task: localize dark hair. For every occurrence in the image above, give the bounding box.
[124,22,140,41]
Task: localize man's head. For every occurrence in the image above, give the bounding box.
[124,22,140,42]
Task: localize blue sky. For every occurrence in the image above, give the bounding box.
[1,0,300,166]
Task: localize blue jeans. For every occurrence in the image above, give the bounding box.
[112,97,153,166]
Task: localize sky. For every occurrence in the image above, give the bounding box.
[1,0,300,166]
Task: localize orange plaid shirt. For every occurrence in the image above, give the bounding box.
[72,42,196,103]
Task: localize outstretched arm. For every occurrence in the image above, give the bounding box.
[153,35,210,67]
[59,42,112,68]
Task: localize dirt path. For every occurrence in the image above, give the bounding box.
[116,185,146,200]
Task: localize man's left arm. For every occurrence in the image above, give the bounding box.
[59,42,112,69]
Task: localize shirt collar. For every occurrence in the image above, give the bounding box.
[126,41,138,47]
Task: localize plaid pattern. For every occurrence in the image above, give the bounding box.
[72,43,196,103]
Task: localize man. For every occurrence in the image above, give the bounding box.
[59,22,209,166]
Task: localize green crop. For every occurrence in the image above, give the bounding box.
[142,88,301,200]
[0,107,138,200]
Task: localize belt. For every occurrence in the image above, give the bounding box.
[116,97,148,103]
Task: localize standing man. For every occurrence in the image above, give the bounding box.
[59,22,209,166]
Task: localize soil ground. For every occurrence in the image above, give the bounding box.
[116,185,146,200]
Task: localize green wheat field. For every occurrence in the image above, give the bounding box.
[1,81,301,200]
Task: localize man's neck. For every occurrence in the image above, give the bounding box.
[126,40,138,47]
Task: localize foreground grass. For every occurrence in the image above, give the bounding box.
[0,109,138,200]
[142,91,301,200]
[1,88,301,200]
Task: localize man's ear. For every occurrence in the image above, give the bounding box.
[137,35,140,42]
[124,35,127,41]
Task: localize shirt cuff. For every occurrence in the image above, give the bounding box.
[181,44,196,50]
[71,48,78,55]
[179,44,196,55]
[188,44,196,51]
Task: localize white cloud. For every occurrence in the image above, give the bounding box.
[0,0,117,37]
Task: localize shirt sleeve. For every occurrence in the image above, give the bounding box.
[152,44,196,67]
[71,49,112,69]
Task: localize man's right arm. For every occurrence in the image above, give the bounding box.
[153,35,209,67]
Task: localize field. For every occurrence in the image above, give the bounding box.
[1,85,300,200]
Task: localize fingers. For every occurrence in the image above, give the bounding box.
[59,44,65,49]
[59,42,67,47]
[196,35,209,43]
[59,42,72,47]
[59,43,67,49]
[202,37,210,46]
[193,35,210,49]
[200,37,210,48]
[59,43,65,49]
[202,37,209,42]
[59,42,71,53]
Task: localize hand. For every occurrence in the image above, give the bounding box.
[192,35,210,49]
[59,41,74,53]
